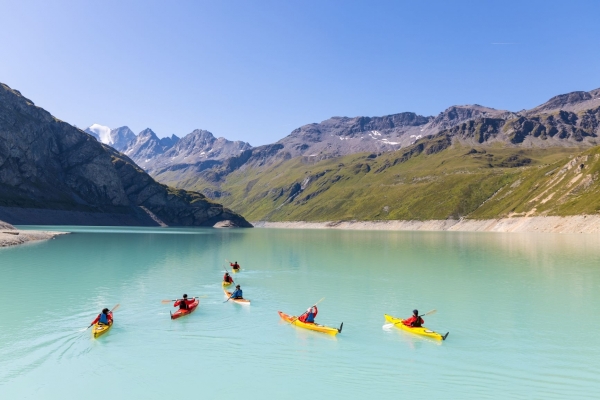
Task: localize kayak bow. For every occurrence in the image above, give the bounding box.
[278,311,342,336]
[384,314,448,340]
[92,321,113,339]
[222,281,233,287]
[170,299,200,320]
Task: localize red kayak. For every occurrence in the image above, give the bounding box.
[170,299,199,320]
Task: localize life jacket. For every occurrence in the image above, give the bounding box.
[99,313,109,324]
[179,300,189,310]
[301,307,318,323]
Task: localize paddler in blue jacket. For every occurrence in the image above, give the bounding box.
[298,305,318,323]
[230,285,243,299]
[90,308,113,326]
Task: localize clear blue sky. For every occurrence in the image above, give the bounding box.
[1,0,599,145]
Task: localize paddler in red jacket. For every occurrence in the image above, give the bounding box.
[223,272,234,283]
[174,294,194,310]
[91,308,113,326]
[298,305,318,323]
[403,309,424,327]
[230,261,240,271]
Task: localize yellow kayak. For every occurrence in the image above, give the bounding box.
[279,311,342,336]
[384,314,448,340]
[222,281,233,287]
[92,321,113,339]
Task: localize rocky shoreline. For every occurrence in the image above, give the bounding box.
[253,215,600,234]
[0,220,67,248]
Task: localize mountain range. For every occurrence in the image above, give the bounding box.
[84,87,600,222]
[0,83,251,227]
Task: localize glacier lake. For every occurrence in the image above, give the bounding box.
[1,226,599,399]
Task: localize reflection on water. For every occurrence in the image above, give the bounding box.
[1,227,600,398]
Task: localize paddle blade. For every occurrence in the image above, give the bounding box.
[382,323,394,330]
[424,309,437,316]
[161,299,174,304]
[313,297,326,306]
[110,304,120,313]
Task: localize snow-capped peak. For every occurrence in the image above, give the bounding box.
[86,124,113,145]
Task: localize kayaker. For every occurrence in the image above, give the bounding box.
[223,272,234,283]
[91,308,113,326]
[230,261,240,270]
[230,285,243,299]
[298,305,318,323]
[174,294,194,310]
[403,309,424,327]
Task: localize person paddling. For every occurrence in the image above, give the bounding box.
[174,294,194,310]
[403,309,424,327]
[91,308,113,326]
[230,261,240,271]
[298,305,318,323]
[223,272,234,283]
[229,285,243,299]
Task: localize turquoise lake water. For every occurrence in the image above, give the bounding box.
[1,226,599,399]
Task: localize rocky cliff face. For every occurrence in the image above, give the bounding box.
[0,82,251,227]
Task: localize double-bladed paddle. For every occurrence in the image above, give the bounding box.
[382,309,437,330]
[161,296,205,304]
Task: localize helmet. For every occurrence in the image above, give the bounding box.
[183,294,188,298]
[413,309,418,316]
[102,308,109,313]
[236,285,240,288]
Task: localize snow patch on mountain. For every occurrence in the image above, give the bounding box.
[86,124,113,145]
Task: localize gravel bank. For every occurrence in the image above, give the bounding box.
[0,220,67,248]
[253,216,600,234]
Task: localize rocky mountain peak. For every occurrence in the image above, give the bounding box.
[427,105,509,131]
[138,128,159,140]
[527,87,600,115]
[159,134,180,149]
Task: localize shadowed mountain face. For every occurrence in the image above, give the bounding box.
[0,83,251,227]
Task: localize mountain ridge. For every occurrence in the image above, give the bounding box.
[0,82,251,227]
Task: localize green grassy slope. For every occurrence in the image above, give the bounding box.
[178,142,594,221]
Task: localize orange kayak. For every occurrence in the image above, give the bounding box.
[223,289,250,305]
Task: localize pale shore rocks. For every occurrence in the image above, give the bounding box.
[0,228,68,248]
[253,215,600,234]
